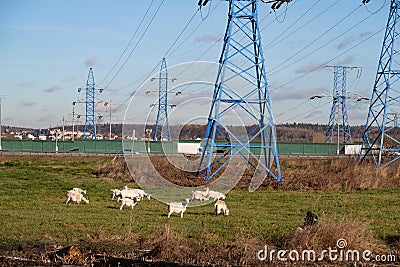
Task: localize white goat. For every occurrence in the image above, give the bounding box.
[111,189,121,200]
[168,199,190,218]
[66,190,89,204]
[72,187,87,194]
[120,197,137,210]
[207,189,226,200]
[215,200,229,216]
[117,189,140,202]
[130,189,151,201]
[191,188,209,201]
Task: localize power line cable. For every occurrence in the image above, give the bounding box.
[269,12,378,79]
[275,99,311,118]
[103,0,165,90]
[269,4,364,76]
[113,4,210,113]
[163,8,201,59]
[271,26,384,93]
[165,2,221,58]
[98,0,157,86]
[279,98,331,124]
[363,0,388,15]
[267,0,340,49]
[230,0,338,79]
[111,59,163,113]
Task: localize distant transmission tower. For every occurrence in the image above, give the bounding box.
[198,0,288,181]
[153,58,172,141]
[360,0,400,166]
[80,68,103,140]
[324,66,356,144]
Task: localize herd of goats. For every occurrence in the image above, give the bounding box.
[65,186,229,218]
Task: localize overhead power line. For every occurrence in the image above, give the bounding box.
[98,0,157,86]
[101,0,166,90]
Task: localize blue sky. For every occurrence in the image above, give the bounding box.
[0,0,390,129]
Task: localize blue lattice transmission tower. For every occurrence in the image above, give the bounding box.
[324,66,354,144]
[79,68,103,140]
[153,58,172,141]
[360,0,400,166]
[198,0,288,181]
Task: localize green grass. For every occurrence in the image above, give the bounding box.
[0,156,399,253]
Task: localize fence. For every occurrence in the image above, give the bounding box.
[1,140,343,155]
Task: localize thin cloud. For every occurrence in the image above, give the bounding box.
[194,34,221,44]
[44,85,62,93]
[295,63,323,74]
[335,55,355,66]
[37,114,56,122]
[17,81,36,88]
[84,57,98,67]
[21,101,36,107]
[62,76,77,83]
[337,31,373,50]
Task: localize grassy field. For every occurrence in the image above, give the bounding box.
[0,155,399,265]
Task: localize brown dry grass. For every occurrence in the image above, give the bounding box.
[284,217,388,255]
[142,224,267,266]
[94,155,400,191]
[92,156,132,182]
[257,157,400,191]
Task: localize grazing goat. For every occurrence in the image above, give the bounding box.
[131,188,151,201]
[111,189,121,200]
[215,200,229,216]
[191,188,209,201]
[207,189,226,200]
[120,197,137,210]
[118,189,141,202]
[168,199,190,218]
[72,187,87,194]
[66,190,89,204]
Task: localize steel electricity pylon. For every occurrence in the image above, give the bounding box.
[198,0,289,181]
[360,0,400,166]
[324,66,360,144]
[153,58,172,141]
[79,68,103,140]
